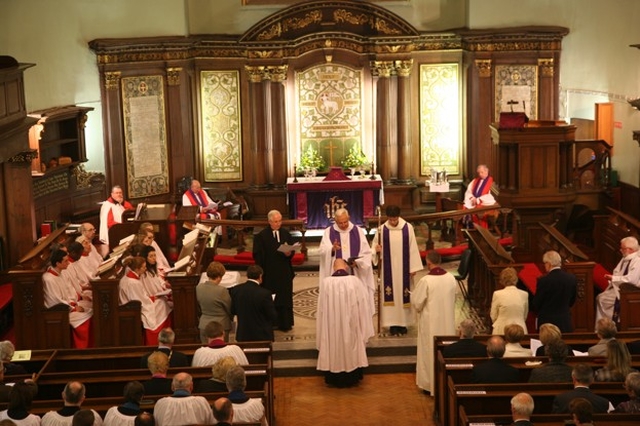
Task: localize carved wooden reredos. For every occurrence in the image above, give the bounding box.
[89,0,567,214]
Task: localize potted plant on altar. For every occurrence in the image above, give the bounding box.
[341,144,368,177]
[298,145,325,177]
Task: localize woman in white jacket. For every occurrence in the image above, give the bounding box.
[490,267,529,335]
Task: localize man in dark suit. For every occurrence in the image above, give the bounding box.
[532,250,577,332]
[552,364,613,414]
[212,397,233,426]
[528,339,573,383]
[139,328,189,368]
[230,265,278,342]
[511,392,534,426]
[252,209,296,332]
[442,319,487,358]
[471,336,520,383]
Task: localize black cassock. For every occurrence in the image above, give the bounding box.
[253,226,295,330]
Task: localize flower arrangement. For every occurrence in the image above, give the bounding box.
[298,145,325,172]
[342,145,368,169]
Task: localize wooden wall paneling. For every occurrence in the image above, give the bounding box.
[396,61,412,184]
[619,181,640,219]
[271,78,288,188]
[248,73,267,188]
[100,71,126,194]
[4,161,36,264]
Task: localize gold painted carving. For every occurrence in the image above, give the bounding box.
[166,67,182,86]
[257,10,323,41]
[475,59,492,78]
[270,65,289,82]
[395,60,413,78]
[105,71,121,90]
[245,65,288,82]
[245,66,265,83]
[333,9,401,35]
[8,150,39,163]
[538,58,554,77]
[370,60,395,78]
[72,164,106,190]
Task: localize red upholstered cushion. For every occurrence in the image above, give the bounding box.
[0,284,12,310]
[292,253,305,265]
[235,251,254,260]
[518,263,542,294]
[214,251,305,266]
[593,263,610,292]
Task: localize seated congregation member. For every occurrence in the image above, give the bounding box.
[119,256,172,346]
[588,318,617,357]
[196,261,233,343]
[43,250,93,349]
[595,339,638,382]
[596,236,640,324]
[503,324,531,357]
[614,371,640,413]
[230,265,277,342]
[226,366,267,426]
[471,336,520,384]
[0,380,39,426]
[316,258,373,388]
[137,223,170,276]
[41,381,102,426]
[532,250,577,333]
[442,319,486,358]
[140,246,171,301]
[510,392,534,426]
[535,323,573,356]
[103,381,144,426]
[182,179,220,220]
[133,413,153,426]
[142,352,172,396]
[139,328,188,369]
[528,340,573,383]
[195,357,237,393]
[0,341,27,376]
[212,398,233,426]
[569,398,595,426]
[192,321,248,367]
[153,373,214,426]
[99,185,134,246]
[490,267,528,335]
[552,364,613,414]
[72,410,95,426]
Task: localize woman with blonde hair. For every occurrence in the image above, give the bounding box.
[490,267,528,335]
[196,356,237,393]
[535,323,571,356]
[595,339,638,381]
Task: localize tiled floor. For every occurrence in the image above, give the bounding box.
[272,373,437,426]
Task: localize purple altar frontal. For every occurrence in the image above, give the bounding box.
[286,176,384,229]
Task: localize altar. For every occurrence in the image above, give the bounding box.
[287,175,384,229]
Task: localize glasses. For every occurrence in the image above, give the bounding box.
[85,228,96,232]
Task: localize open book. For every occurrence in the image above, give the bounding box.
[277,242,301,253]
[165,255,190,273]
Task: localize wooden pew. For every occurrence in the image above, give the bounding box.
[458,405,640,426]
[449,378,628,426]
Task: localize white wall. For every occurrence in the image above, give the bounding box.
[1,0,638,185]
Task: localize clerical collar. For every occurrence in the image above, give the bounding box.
[207,338,227,348]
[127,271,140,280]
[428,267,447,276]
[331,269,349,277]
[172,389,191,398]
[47,267,60,276]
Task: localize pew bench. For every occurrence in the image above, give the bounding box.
[449,379,628,426]
[458,405,640,426]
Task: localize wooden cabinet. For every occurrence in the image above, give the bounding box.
[28,105,92,174]
[27,105,106,232]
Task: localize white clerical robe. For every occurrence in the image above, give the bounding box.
[41,409,103,426]
[371,218,423,327]
[232,399,267,426]
[596,251,640,323]
[151,240,171,276]
[410,269,456,393]
[153,395,214,426]
[99,199,128,245]
[103,407,135,426]
[316,272,374,374]
[0,410,41,426]
[319,222,375,318]
[63,259,93,300]
[191,344,248,367]
[119,272,172,331]
[42,268,93,328]
[141,272,171,297]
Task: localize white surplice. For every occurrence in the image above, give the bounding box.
[41,409,103,426]
[42,268,93,328]
[596,251,640,323]
[318,222,375,318]
[316,273,374,374]
[410,269,457,393]
[153,395,214,426]
[119,272,171,331]
[371,218,423,328]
